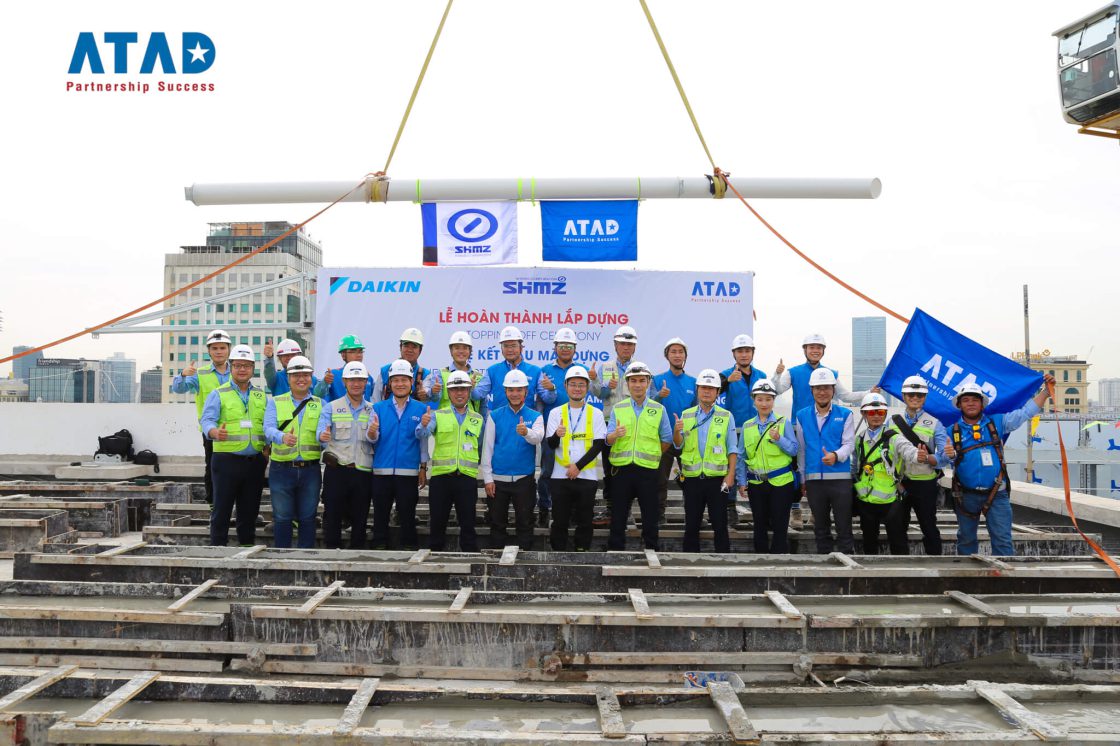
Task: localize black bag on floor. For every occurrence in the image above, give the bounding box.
[133,449,160,473]
[96,429,134,461]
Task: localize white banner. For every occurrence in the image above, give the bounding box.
[316,267,753,383]
[421,202,518,266]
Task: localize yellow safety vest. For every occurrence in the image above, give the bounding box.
[609,399,664,469]
[430,408,484,477]
[741,416,795,486]
[679,405,731,478]
[269,394,323,462]
[555,403,595,471]
[212,384,266,453]
[855,430,901,504]
[194,364,227,423]
[438,368,482,412]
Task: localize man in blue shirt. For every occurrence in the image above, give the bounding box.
[263,338,319,396]
[534,327,581,528]
[944,375,1054,556]
[472,326,544,412]
[377,328,431,403]
[316,334,376,403]
[653,337,696,524]
[172,328,233,506]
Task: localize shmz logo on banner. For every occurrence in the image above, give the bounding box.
[421,202,518,267]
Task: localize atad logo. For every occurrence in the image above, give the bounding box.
[67,32,216,94]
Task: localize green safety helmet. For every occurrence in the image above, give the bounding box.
[338,334,365,352]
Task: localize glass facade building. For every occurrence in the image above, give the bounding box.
[12,345,43,383]
[852,316,889,403]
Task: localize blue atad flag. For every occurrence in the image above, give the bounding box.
[541,200,638,261]
[880,308,1042,426]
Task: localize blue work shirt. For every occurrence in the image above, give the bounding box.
[606,398,674,443]
[472,359,543,411]
[537,361,577,418]
[951,401,1040,490]
[264,393,327,460]
[653,369,697,421]
[315,368,375,402]
[264,357,320,397]
[172,363,230,394]
[317,396,372,432]
[734,412,796,485]
[200,383,261,457]
[719,365,769,431]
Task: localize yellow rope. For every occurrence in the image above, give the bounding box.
[637,0,717,173]
[378,0,456,176]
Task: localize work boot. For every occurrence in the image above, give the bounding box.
[538,508,550,527]
[727,502,739,528]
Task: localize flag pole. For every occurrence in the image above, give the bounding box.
[1024,284,1034,482]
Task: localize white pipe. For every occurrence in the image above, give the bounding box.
[184,176,881,205]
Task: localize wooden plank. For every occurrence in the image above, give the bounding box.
[230,545,267,559]
[763,590,803,619]
[407,548,430,564]
[448,586,473,613]
[582,651,923,667]
[628,588,653,620]
[945,590,1007,618]
[71,671,161,725]
[167,578,220,612]
[595,687,626,738]
[97,541,146,557]
[644,548,662,569]
[828,551,863,569]
[0,664,77,711]
[971,681,1066,741]
[499,545,519,566]
[27,553,473,574]
[0,637,315,657]
[298,580,345,616]
[707,680,759,744]
[973,554,1013,571]
[0,606,224,626]
[333,677,379,736]
[0,654,220,673]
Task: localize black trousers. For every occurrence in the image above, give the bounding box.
[371,474,419,549]
[428,472,479,552]
[209,452,265,546]
[600,451,613,511]
[682,476,730,553]
[902,478,942,555]
[747,481,796,554]
[550,478,598,551]
[805,479,854,554]
[202,436,214,505]
[856,499,910,555]
[608,464,660,550]
[322,465,372,549]
[656,448,681,517]
[490,476,536,550]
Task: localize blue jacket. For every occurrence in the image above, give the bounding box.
[370,398,428,475]
[789,362,839,423]
[653,369,697,422]
[796,405,853,480]
[473,359,543,411]
[719,365,768,429]
[489,405,542,476]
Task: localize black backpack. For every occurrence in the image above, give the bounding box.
[96,429,134,461]
[133,449,160,473]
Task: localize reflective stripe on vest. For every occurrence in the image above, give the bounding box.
[270,394,324,462]
[194,365,224,423]
[439,368,482,412]
[556,404,595,470]
[430,408,484,477]
[741,416,795,485]
[902,411,939,481]
[854,431,899,504]
[212,384,266,453]
[679,406,731,477]
[325,397,373,471]
[609,399,664,469]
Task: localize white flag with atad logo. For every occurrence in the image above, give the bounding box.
[421,201,518,266]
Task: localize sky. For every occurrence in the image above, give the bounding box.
[0,1,1114,396]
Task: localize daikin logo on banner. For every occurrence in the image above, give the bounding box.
[329,276,422,295]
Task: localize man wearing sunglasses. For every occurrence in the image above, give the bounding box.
[893,376,948,554]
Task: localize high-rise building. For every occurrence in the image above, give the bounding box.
[1099,378,1120,408]
[852,316,889,402]
[162,222,322,403]
[139,365,164,403]
[29,359,98,402]
[102,352,136,403]
[12,345,42,383]
[1009,352,1091,415]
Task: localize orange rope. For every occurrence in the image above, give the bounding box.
[1047,381,1120,577]
[0,178,369,367]
[716,169,910,324]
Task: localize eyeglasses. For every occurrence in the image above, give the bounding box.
[864,409,888,416]
[616,335,637,341]
[555,344,575,350]
[903,392,925,397]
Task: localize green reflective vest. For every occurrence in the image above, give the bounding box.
[609,399,665,469]
[741,416,795,486]
[270,394,323,462]
[555,403,595,471]
[898,411,939,482]
[679,405,731,478]
[437,368,482,412]
[430,408,484,477]
[212,384,266,454]
[854,429,901,504]
[194,364,227,424]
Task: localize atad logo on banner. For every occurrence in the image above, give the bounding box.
[541,200,638,262]
[66,32,216,95]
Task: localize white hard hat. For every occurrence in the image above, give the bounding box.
[229,345,255,362]
[503,370,530,388]
[624,361,652,378]
[860,392,890,412]
[613,326,638,342]
[808,368,837,387]
[400,328,425,346]
[751,379,778,397]
[565,365,591,382]
[802,333,827,347]
[276,339,302,356]
[206,329,232,346]
[663,337,688,358]
[554,328,578,345]
[731,333,755,350]
[285,355,314,375]
[953,382,990,409]
[342,361,369,379]
[446,370,474,388]
[387,359,413,379]
[901,375,929,394]
[695,368,721,388]
[448,330,472,347]
[499,326,524,343]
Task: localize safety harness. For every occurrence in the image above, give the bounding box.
[950,420,1010,519]
[857,429,897,479]
[745,417,794,483]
